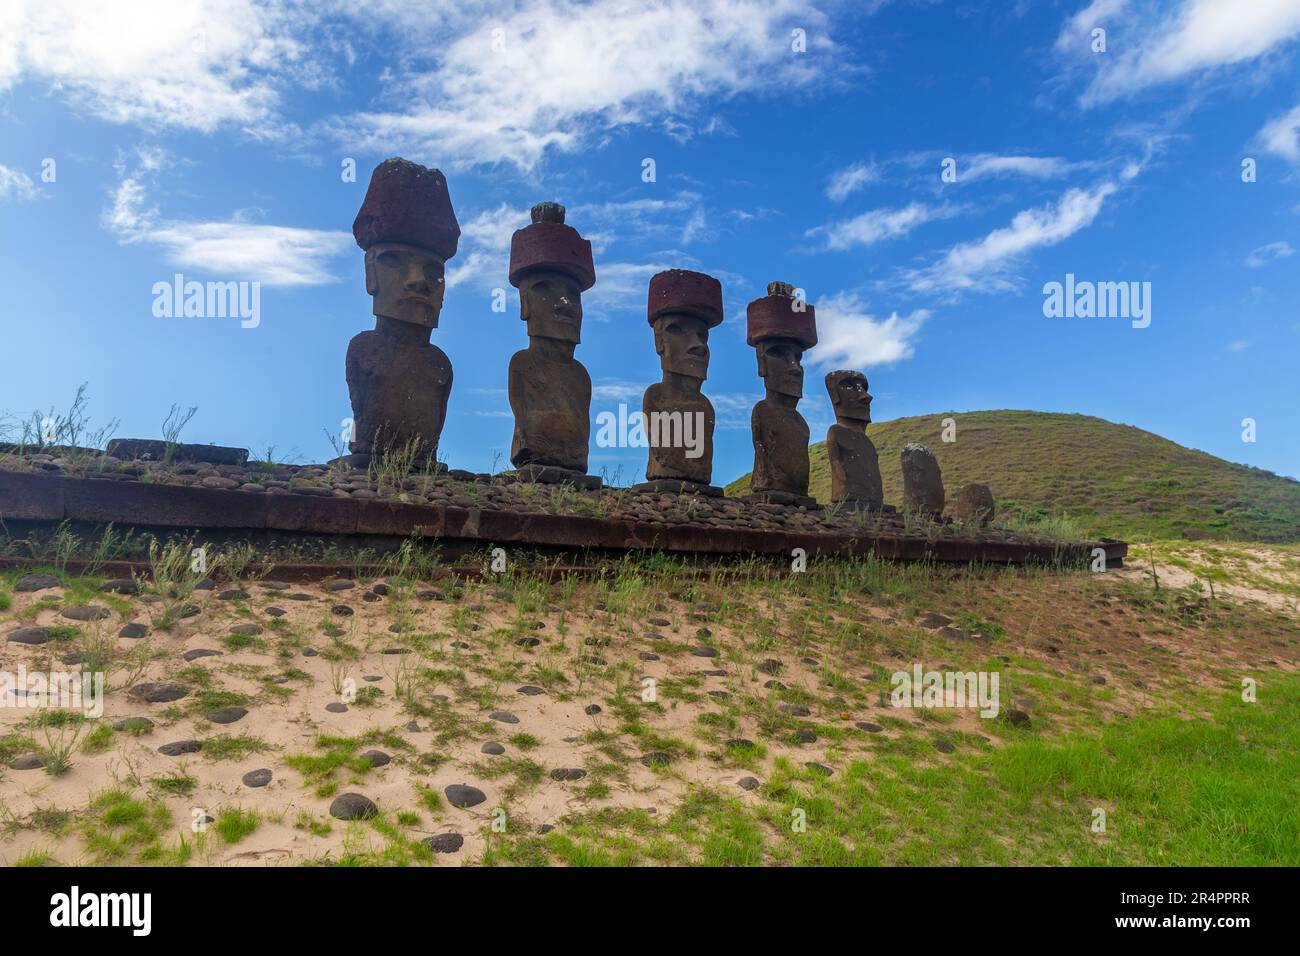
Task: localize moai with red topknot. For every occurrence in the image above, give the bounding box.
[632,269,723,496]
[824,369,885,510]
[746,281,818,508]
[507,202,602,489]
[345,158,461,469]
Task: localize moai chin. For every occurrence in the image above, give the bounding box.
[344,158,460,469]
[506,202,602,489]
[632,269,723,497]
[746,281,818,508]
[824,370,885,511]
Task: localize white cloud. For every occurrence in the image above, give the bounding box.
[0,164,37,201]
[906,181,1119,294]
[1245,240,1295,267]
[0,0,310,135]
[1067,0,1300,106]
[446,202,528,291]
[103,148,351,286]
[330,0,838,170]
[1226,338,1251,351]
[960,154,1074,181]
[807,202,960,251]
[810,292,929,367]
[825,161,878,202]
[1257,103,1300,162]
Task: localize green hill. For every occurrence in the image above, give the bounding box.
[723,410,1300,543]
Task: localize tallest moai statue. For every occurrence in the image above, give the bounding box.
[345,158,461,468]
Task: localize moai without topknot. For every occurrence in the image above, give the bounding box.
[633,269,723,497]
[345,158,460,469]
[506,202,602,489]
[746,281,818,508]
[824,370,885,510]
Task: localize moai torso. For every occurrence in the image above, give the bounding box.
[508,347,591,471]
[826,423,883,508]
[346,328,452,459]
[751,398,809,495]
[643,382,715,484]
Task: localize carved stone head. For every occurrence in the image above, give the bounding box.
[757,338,805,398]
[364,242,447,328]
[519,269,584,343]
[825,369,872,424]
[653,313,710,379]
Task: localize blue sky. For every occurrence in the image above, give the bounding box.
[1,0,1298,485]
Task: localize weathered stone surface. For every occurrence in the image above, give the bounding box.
[158,740,202,756]
[106,439,249,465]
[954,482,996,526]
[8,627,50,645]
[118,623,149,639]
[329,792,379,820]
[747,283,815,502]
[824,370,883,509]
[508,203,597,477]
[61,605,108,621]
[346,158,460,463]
[901,442,945,516]
[15,574,60,592]
[242,768,273,788]
[352,158,459,260]
[444,783,486,809]
[129,682,188,703]
[346,321,452,461]
[641,269,723,486]
[424,832,465,853]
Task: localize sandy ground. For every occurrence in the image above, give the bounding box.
[1,559,1296,866]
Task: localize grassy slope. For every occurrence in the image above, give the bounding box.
[723,410,1300,543]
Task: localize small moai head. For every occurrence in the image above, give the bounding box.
[509,202,596,344]
[747,281,817,399]
[647,269,723,381]
[353,158,460,328]
[825,369,872,424]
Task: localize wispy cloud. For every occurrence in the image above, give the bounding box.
[959,153,1076,182]
[103,147,351,286]
[0,164,37,201]
[329,0,841,170]
[1060,0,1300,106]
[905,181,1119,294]
[825,161,878,202]
[807,202,961,251]
[0,0,308,135]
[1256,103,1300,162]
[810,292,929,368]
[1245,240,1295,268]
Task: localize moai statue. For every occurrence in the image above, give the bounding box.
[345,158,460,469]
[901,442,945,516]
[746,281,818,508]
[824,370,885,510]
[632,269,723,497]
[507,202,602,489]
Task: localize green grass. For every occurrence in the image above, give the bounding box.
[723,410,1300,543]
[214,808,260,844]
[486,676,1300,866]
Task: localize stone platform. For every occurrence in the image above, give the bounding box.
[0,455,1126,567]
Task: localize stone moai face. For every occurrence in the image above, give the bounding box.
[829,372,872,424]
[364,242,447,328]
[520,269,584,343]
[757,339,805,398]
[655,313,710,380]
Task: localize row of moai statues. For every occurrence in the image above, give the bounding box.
[342,158,890,509]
